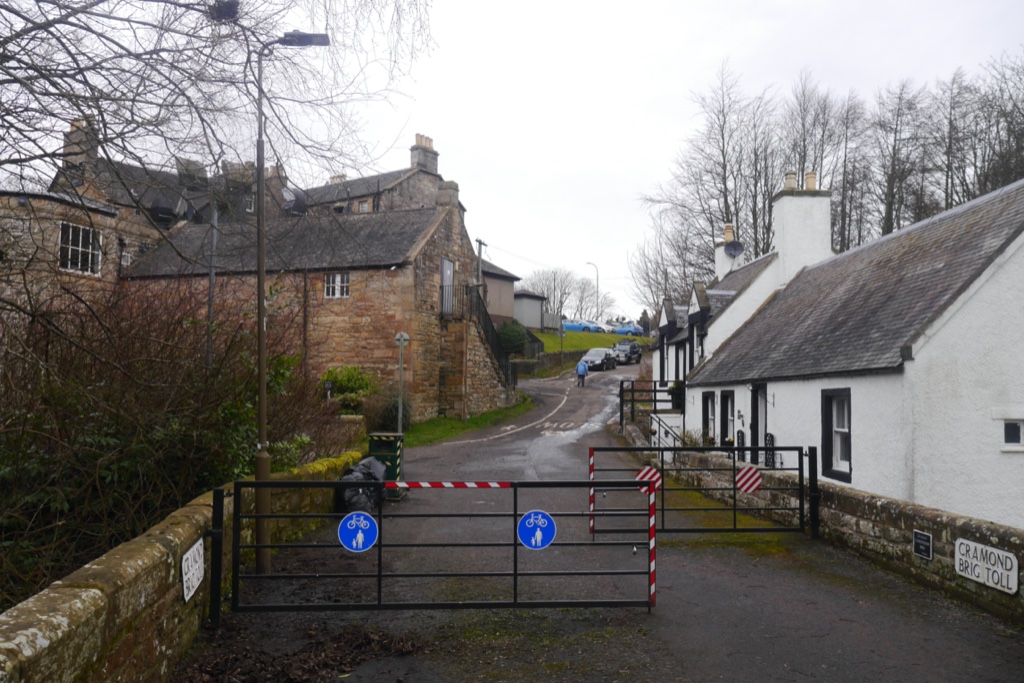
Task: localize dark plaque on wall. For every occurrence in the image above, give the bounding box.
[913,529,933,561]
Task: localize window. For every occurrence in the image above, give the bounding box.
[324,272,350,299]
[59,222,102,274]
[720,390,735,448]
[1006,421,1023,447]
[244,195,255,213]
[120,251,132,267]
[821,389,852,482]
[358,200,369,213]
[701,392,716,445]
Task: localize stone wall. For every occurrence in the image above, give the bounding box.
[0,451,364,683]
[636,444,1024,623]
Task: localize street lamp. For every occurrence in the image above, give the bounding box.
[254,30,330,574]
[586,261,599,320]
[395,332,410,433]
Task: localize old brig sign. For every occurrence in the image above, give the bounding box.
[955,539,1018,595]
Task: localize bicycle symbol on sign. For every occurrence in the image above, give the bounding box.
[525,512,549,529]
[347,514,371,530]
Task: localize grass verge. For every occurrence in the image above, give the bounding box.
[402,393,535,447]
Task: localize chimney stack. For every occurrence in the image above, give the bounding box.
[772,170,832,282]
[329,174,347,185]
[411,134,439,174]
[714,223,738,281]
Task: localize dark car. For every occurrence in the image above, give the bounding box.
[613,339,642,364]
[581,347,617,371]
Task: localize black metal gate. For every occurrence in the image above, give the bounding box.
[589,446,819,535]
[217,479,656,618]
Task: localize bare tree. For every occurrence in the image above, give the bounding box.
[0,0,431,192]
[872,80,928,234]
[519,268,576,321]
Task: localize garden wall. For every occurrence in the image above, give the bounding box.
[0,451,364,683]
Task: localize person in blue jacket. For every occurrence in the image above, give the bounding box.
[575,358,589,387]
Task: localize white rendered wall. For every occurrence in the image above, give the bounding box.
[704,256,781,354]
[688,374,913,502]
[907,231,1024,529]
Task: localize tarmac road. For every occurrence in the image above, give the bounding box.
[212,365,1024,682]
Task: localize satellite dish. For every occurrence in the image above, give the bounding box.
[724,241,745,259]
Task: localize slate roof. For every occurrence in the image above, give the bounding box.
[482,259,520,281]
[304,170,414,206]
[127,208,440,278]
[514,289,546,300]
[689,177,1024,386]
[704,252,778,320]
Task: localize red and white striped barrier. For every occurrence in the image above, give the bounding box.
[385,481,511,489]
[588,448,596,535]
[735,466,762,493]
[636,466,663,493]
[648,487,657,607]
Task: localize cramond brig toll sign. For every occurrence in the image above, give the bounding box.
[954,539,1018,595]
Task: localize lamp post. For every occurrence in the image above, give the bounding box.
[254,30,330,574]
[586,261,599,321]
[395,332,410,432]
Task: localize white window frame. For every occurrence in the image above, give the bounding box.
[244,195,255,213]
[324,272,350,299]
[358,199,369,213]
[59,222,102,275]
[822,388,852,482]
[833,396,851,467]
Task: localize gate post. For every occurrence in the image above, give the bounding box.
[808,446,820,539]
[208,487,225,629]
[619,381,625,433]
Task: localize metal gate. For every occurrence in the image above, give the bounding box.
[589,446,819,535]
[216,479,656,620]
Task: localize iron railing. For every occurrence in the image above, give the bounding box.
[588,445,818,536]
[440,284,516,388]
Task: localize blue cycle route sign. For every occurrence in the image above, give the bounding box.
[517,510,556,550]
[338,511,378,553]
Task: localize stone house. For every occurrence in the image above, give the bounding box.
[127,138,516,422]
[652,171,1024,530]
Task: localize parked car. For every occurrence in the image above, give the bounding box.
[614,339,642,364]
[614,321,644,336]
[562,319,600,332]
[597,322,616,334]
[581,347,617,371]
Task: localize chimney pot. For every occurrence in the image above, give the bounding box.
[784,171,797,190]
[805,171,817,191]
[724,223,734,242]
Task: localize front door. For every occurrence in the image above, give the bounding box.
[441,257,454,317]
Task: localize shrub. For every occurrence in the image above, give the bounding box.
[498,319,528,354]
[363,390,412,433]
[321,366,378,415]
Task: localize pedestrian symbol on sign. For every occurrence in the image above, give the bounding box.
[338,512,379,553]
[517,510,556,550]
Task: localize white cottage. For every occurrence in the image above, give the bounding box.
[671,172,1024,530]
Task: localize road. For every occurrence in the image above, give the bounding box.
[180,364,1024,682]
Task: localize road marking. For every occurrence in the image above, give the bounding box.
[447,390,571,444]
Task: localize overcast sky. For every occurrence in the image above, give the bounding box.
[355,0,1024,318]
